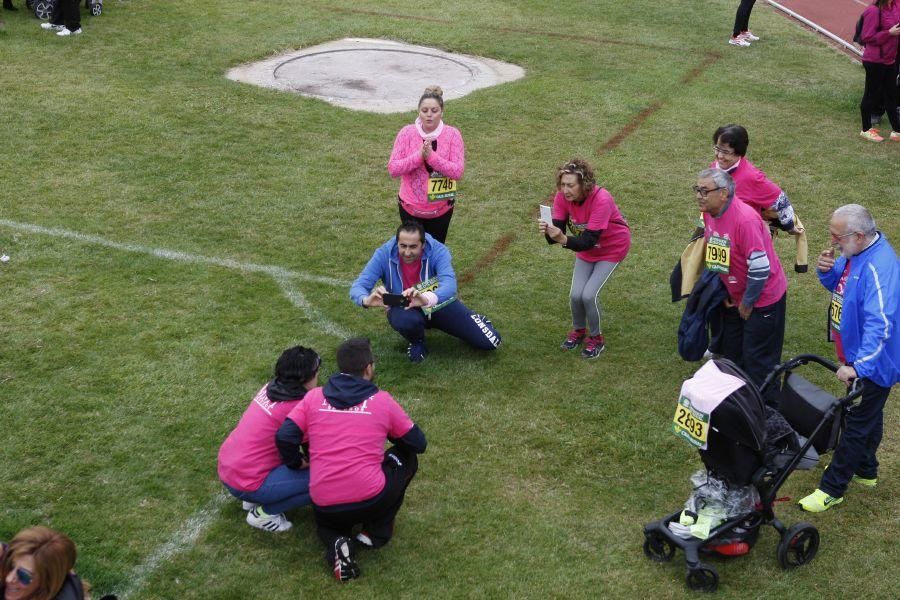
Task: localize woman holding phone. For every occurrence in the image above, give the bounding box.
[858,0,900,142]
[387,86,464,244]
[539,158,631,359]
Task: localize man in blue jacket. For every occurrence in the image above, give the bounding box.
[350,220,501,363]
[800,204,899,512]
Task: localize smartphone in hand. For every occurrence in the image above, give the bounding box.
[383,293,410,307]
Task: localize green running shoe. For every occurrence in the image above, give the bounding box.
[798,489,843,513]
[851,474,877,487]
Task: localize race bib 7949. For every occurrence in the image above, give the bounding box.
[705,235,730,274]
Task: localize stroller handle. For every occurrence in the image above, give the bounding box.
[761,354,865,405]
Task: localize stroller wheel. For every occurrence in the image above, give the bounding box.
[642,531,676,562]
[33,0,54,20]
[777,522,819,569]
[685,564,718,593]
[90,1,101,16]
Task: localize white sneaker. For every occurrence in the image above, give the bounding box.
[740,31,760,41]
[246,507,292,532]
[41,22,65,31]
[57,27,82,36]
[241,501,259,511]
[728,36,750,47]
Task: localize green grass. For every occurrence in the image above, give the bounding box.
[1,1,898,598]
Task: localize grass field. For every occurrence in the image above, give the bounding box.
[1,1,898,598]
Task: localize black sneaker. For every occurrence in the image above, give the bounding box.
[407,340,427,363]
[332,537,360,582]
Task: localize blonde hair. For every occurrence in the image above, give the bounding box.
[419,85,444,109]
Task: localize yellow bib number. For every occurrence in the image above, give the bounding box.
[427,176,457,202]
[672,396,710,449]
[830,294,843,331]
[705,236,730,274]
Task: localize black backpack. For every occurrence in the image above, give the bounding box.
[853,4,879,46]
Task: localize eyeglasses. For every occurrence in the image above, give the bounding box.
[830,231,859,240]
[15,567,33,586]
[693,185,723,198]
[713,145,736,157]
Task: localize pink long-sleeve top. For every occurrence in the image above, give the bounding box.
[860,3,900,65]
[387,123,465,219]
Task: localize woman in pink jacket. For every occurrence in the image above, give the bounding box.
[387,86,464,244]
[858,0,900,142]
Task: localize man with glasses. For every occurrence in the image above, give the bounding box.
[276,338,427,582]
[799,204,899,513]
[695,168,787,397]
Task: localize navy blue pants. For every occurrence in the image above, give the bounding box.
[315,446,418,562]
[820,378,890,497]
[386,299,501,350]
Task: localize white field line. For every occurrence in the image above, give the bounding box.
[0,218,354,594]
[0,219,351,337]
[116,492,230,600]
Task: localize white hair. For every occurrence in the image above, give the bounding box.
[833,204,877,238]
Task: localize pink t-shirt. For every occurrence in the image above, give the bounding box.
[387,124,465,219]
[830,261,852,364]
[703,198,787,307]
[551,186,631,262]
[217,386,304,492]
[287,387,415,507]
[713,158,782,212]
[400,257,422,290]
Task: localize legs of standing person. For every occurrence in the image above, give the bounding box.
[225,465,311,515]
[569,258,619,336]
[427,299,501,350]
[49,0,65,26]
[739,293,786,404]
[860,62,890,133]
[733,0,756,37]
[819,379,890,497]
[568,257,594,331]
[881,61,900,132]
[398,202,453,244]
[61,0,81,32]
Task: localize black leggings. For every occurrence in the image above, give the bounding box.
[399,200,454,245]
[860,61,900,132]
[733,0,756,37]
[50,0,80,30]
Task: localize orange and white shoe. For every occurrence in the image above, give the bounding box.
[860,128,884,142]
[889,131,900,141]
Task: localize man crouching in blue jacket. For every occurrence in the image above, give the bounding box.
[350,220,501,363]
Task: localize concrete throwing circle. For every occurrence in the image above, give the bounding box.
[226,38,525,113]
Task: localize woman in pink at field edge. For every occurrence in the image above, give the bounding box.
[387,86,464,244]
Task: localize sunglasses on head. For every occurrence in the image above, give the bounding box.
[560,163,585,178]
[15,567,33,585]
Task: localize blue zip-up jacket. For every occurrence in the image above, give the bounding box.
[819,233,899,388]
[350,233,457,307]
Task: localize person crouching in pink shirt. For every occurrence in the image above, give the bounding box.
[218,346,320,533]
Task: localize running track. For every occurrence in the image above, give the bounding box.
[768,0,873,56]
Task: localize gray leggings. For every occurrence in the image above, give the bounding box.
[569,258,619,336]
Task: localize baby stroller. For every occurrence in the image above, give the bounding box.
[642,354,863,592]
[27,0,101,20]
